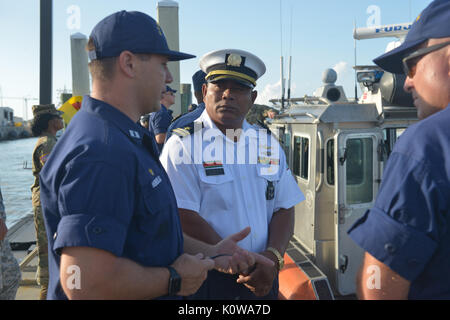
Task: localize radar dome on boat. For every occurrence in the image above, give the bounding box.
[322,68,337,84]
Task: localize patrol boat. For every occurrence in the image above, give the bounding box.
[267,22,417,299]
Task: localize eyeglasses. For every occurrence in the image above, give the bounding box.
[402,40,450,78]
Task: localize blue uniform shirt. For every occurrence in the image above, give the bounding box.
[149,104,173,154]
[39,96,183,300]
[166,103,205,142]
[348,104,450,299]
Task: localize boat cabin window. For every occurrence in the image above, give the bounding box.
[272,126,290,157]
[293,136,309,180]
[383,128,406,157]
[327,140,334,185]
[283,132,291,157]
[346,138,373,204]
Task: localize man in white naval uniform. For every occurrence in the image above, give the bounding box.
[160,49,304,299]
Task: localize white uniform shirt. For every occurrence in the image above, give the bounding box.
[160,110,304,252]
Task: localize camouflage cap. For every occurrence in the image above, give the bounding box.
[32,104,64,118]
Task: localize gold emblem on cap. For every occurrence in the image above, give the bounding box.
[415,14,421,22]
[227,54,242,67]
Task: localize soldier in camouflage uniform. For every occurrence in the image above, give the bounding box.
[0,186,21,300]
[30,104,64,300]
[245,104,278,126]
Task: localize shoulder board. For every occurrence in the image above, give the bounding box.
[171,122,195,138]
[171,121,205,138]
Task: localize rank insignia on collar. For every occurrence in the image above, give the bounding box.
[129,130,140,139]
[203,161,225,176]
[148,169,154,176]
[152,176,162,188]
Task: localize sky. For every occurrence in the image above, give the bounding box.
[0,0,433,120]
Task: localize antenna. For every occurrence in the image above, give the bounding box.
[281,57,285,110]
[279,0,285,110]
[354,19,358,100]
[287,4,293,101]
[279,0,283,58]
[287,57,292,101]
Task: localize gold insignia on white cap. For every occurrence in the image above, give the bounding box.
[200,49,266,88]
[227,54,242,67]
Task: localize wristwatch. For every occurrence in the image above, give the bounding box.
[267,247,284,271]
[167,266,181,296]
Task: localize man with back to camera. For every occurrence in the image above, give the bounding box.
[348,0,450,299]
[188,70,207,112]
[160,49,305,299]
[39,11,272,300]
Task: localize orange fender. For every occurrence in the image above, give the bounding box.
[279,254,317,300]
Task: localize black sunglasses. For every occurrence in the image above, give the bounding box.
[402,40,450,78]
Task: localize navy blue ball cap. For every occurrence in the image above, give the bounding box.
[88,11,195,62]
[192,70,206,92]
[165,85,177,93]
[374,0,450,74]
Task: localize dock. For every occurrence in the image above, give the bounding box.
[6,214,40,300]
[0,126,31,141]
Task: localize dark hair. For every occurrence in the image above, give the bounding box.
[31,114,58,137]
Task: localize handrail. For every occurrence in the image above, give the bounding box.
[285,111,321,124]
[316,130,324,192]
[19,246,38,270]
[270,96,330,107]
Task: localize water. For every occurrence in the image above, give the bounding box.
[0,137,38,228]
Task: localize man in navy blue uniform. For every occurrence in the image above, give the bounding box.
[149,85,176,153]
[348,0,450,299]
[39,11,271,300]
[166,70,206,142]
[188,70,207,112]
